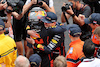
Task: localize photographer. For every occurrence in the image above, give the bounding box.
[61,0,92,41]
[0,0,12,29]
[0,0,15,39]
[12,0,55,20]
[82,0,100,13]
[61,0,91,23]
[25,0,55,13]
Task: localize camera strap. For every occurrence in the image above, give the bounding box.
[63,12,69,24]
[80,4,87,11]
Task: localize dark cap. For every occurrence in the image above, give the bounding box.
[85,13,100,25]
[0,19,5,31]
[40,12,57,23]
[29,54,42,67]
[66,24,81,37]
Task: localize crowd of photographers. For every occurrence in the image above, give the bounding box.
[0,0,100,67]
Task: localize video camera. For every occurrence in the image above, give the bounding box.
[61,2,73,12]
[0,0,24,14]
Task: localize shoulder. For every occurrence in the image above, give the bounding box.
[25,0,31,5]
[77,62,84,67]
[93,58,100,65]
[48,23,67,34]
[95,58,100,61]
[5,36,16,44]
[84,5,91,10]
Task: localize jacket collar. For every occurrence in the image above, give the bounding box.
[69,39,82,47]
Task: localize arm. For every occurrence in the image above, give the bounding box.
[48,23,67,34]
[48,0,55,13]
[27,30,40,38]
[61,3,71,23]
[0,4,5,10]
[12,41,17,67]
[40,1,55,13]
[61,12,71,23]
[12,0,37,20]
[27,34,63,54]
[0,1,7,10]
[66,6,85,26]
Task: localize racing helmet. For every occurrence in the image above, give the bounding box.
[28,7,46,30]
[28,7,46,23]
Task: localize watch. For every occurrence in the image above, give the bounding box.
[71,14,75,18]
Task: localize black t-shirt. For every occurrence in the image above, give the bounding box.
[83,0,100,13]
[73,5,91,18]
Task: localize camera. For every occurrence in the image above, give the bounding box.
[37,0,43,6]
[7,0,24,14]
[0,0,24,14]
[61,2,73,12]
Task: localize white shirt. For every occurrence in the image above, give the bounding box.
[25,0,53,7]
[78,58,100,67]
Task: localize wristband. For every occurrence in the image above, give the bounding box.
[71,14,75,18]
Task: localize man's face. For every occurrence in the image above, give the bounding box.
[68,0,77,9]
[44,22,54,28]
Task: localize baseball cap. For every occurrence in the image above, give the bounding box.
[29,54,42,67]
[0,19,5,31]
[84,13,100,25]
[40,12,57,23]
[66,24,81,37]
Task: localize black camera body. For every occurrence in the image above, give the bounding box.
[61,2,73,12]
[0,0,24,14]
[7,0,24,14]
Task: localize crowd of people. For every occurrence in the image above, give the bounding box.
[0,0,100,67]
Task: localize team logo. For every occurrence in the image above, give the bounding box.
[46,17,51,20]
[93,21,97,24]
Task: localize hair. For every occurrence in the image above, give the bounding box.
[94,27,100,37]
[53,55,67,67]
[15,55,30,67]
[83,39,95,58]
